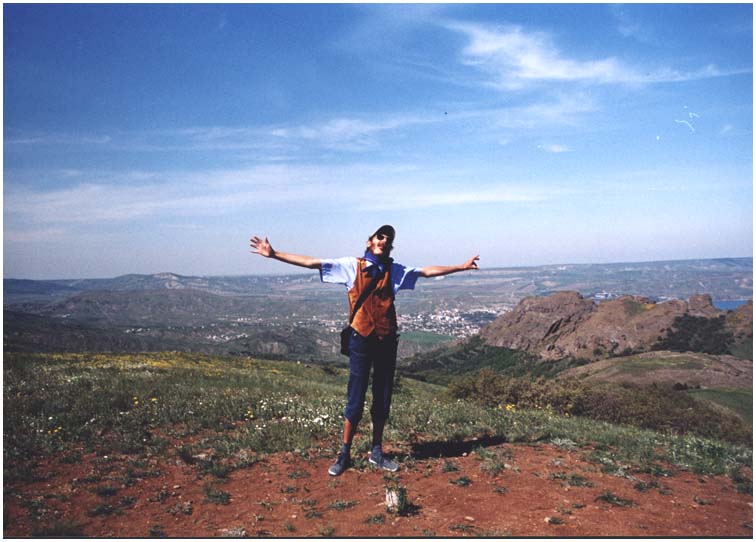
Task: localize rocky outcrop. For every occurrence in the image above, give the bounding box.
[480,291,752,361]
[479,291,594,360]
[726,299,754,340]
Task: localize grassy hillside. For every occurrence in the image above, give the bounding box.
[400,336,589,384]
[558,351,752,391]
[4,352,751,481]
[687,388,753,424]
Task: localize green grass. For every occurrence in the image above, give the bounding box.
[687,388,753,424]
[400,331,456,347]
[401,335,587,384]
[728,337,752,361]
[3,351,752,480]
[611,355,707,374]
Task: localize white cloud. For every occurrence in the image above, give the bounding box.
[270,114,435,150]
[5,133,112,146]
[362,182,549,211]
[447,21,632,89]
[445,21,748,89]
[719,124,734,135]
[4,162,553,232]
[538,143,572,153]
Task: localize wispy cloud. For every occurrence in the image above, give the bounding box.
[5,133,112,146]
[446,21,631,89]
[674,119,696,132]
[4,161,555,232]
[364,183,548,211]
[10,99,589,156]
[538,143,572,153]
[269,114,436,150]
[444,21,749,89]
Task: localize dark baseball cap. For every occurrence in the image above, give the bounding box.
[371,225,395,241]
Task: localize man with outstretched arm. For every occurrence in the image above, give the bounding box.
[250,225,479,476]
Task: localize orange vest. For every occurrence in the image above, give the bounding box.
[348,258,397,339]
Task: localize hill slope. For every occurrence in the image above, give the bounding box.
[480,292,752,361]
[558,351,753,390]
[4,352,752,537]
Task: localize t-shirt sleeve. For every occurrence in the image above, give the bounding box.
[320,257,358,289]
[392,263,422,292]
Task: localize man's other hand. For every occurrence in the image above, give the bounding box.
[250,236,274,258]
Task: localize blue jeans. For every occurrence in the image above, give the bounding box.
[344,329,398,425]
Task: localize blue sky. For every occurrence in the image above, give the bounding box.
[4,3,753,279]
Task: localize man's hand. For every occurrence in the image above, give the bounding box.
[249,235,321,269]
[462,255,480,270]
[250,236,275,258]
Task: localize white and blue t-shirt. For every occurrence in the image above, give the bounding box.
[320,257,422,294]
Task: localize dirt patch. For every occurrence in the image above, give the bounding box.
[5,438,752,538]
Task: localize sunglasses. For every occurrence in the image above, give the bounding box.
[375,234,391,241]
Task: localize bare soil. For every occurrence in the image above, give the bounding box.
[5,438,753,538]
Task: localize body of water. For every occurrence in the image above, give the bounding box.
[713,300,750,311]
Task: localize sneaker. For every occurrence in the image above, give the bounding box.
[369,449,399,472]
[328,452,350,476]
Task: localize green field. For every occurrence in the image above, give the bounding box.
[688,388,753,424]
[4,352,751,480]
[729,338,753,361]
[611,355,708,374]
[400,330,456,348]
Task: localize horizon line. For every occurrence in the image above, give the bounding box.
[5,254,752,282]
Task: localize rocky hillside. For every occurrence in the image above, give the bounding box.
[480,292,752,361]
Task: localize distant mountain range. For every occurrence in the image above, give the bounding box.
[4,257,752,365]
[5,256,753,304]
[3,272,324,303]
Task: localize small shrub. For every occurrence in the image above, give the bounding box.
[567,474,592,487]
[203,484,231,505]
[595,490,634,507]
[729,467,753,495]
[88,503,116,516]
[441,460,459,472]
[449,476,472,486]
[92,485,119,497]
[167,502,193,516]
[329,499,358,511]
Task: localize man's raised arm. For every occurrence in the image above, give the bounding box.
[419,255,479,278]
[250,236,322,270]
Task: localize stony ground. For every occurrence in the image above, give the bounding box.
[5,437,753,538]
